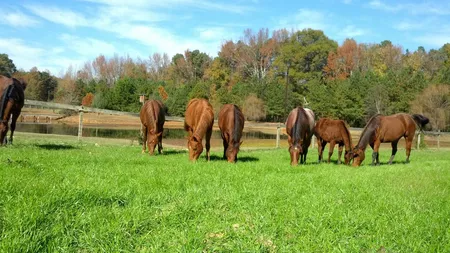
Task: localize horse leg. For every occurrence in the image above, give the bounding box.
[372,140,381,166]
[388,140,399,165]
[142,126,147,153]
[328,141,335,163]
[158,132,163,154]
[317,139,325,163]
[0,101,13,146]
[222,138,228,159]
[337,144,343,165]
[8,109,21,145]
[405,136,413,164]
[303,148,308,164]
[205,127,212,161]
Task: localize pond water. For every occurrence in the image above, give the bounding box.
[16,123,287,141]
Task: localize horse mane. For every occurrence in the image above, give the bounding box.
[340,120,353,148]
[232,105,242,147]
[411,114,429,130]
[356,114,381,150]
[291,107,305,146]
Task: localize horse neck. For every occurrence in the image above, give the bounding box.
[232,106,242,144]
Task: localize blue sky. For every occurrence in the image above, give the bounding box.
[1,0,449,76]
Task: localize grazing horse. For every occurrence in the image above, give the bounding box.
[140,99,165,155]
[285,107,315,165]
[218,104,245,163]
[0,75,26,145]
[315,118,353,165]
[352,113,429,166]
[184,98,214,161]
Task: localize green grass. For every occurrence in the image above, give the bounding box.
[1,136,450,252]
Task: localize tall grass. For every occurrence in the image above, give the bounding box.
[1,137,449,252]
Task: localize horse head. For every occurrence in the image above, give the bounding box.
[147,131,162,155]
[188,134,203,161]
[344,145,355,165]
[289,144,302,166]
[226,141,242,163]
[351,147,365,167]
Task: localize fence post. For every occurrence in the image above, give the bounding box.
[416,131,420,150]
[78,109,83,141]
[311,135,315,148]
[437,129,440,150]
[276,123,281,148]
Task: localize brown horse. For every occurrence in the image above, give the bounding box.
[315,118,353,165]
[285,107,315,165]
[140,99,165,155]
[184,98,214,161]
[218,104,245,163]
[0,75,27,145]
[352,113,429,166]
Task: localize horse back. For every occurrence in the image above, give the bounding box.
[286,107,314,146]
[140,100,165,132]
[184,98,214,131]
[218,104,244,143]
[315,118,349,143]
[379,114,415,141]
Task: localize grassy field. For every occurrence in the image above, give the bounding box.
[1,135,449,252]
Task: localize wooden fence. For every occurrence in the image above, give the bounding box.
[24,100,448,149]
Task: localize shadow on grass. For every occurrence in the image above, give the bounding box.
[162,149,188,155]
[35,144,78,150]
[208,154,259,163]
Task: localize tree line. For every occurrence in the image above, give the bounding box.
[1,28,449,131]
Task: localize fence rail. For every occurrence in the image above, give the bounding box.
[23,100,448,148]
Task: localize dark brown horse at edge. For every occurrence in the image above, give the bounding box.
[184,98,214,161]
[352,113,429,166]
[315,118,353,165]
[286,107,315,166]
[218,104,245,163]
[0,75,27,145]
[140,99,165,155]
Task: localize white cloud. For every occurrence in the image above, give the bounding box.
[1,11,39,27]
[60,34,117,57]
[415,34,450,48]
[279,9,329,31]
[369,1,450,15]
[81,0,254,14]
[196,27,228,40]
[25,5,89,27]
[342,25,365,37]
[394,21,423,31]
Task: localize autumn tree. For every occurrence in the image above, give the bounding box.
[411,84,450,131]
[0,54,17,77]
[242,94,266,121]
[82,93,95,106]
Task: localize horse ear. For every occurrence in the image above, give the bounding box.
[156,132,162,137]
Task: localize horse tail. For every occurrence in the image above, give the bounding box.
[0,84,14,121]
[232,105,242,145]
[291,107,303,145]
[412,114,429,130]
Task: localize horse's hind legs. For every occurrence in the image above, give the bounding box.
[337,144,343,164]
[158,133,163,154]
[328,141,336,163]
[205,127,212,161]
[389,141,399,164]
